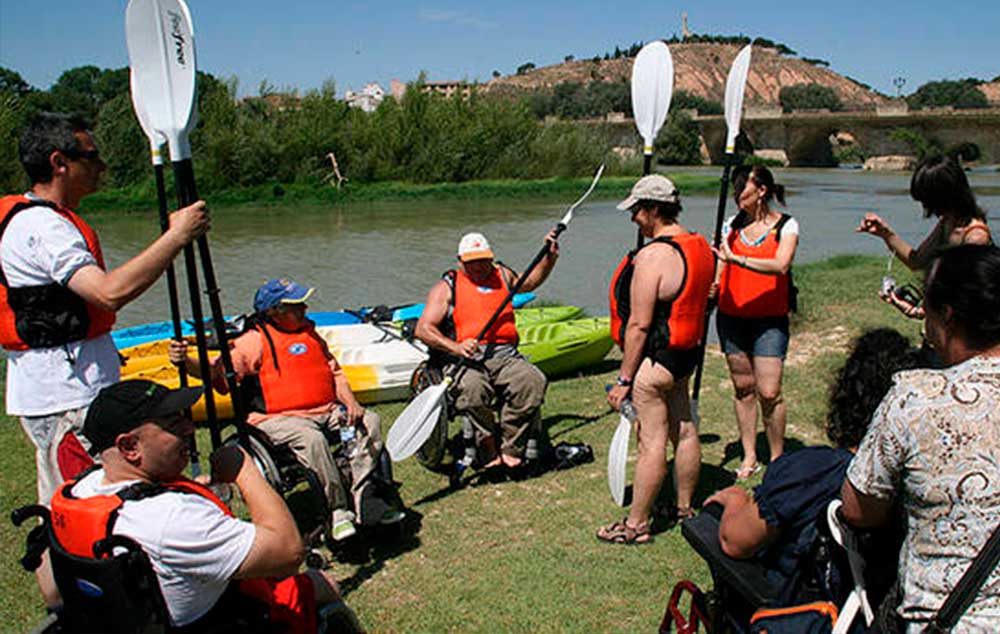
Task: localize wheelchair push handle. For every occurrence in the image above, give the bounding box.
[11,504,50,527]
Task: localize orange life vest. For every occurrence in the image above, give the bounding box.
[450,266,519,345]
[0,194,116,350]
[609,232,715,352]
[718,213,794,319]
[257,321,337,414]
[50,471,232,559]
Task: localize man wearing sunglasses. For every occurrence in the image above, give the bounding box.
[0,112,210,606]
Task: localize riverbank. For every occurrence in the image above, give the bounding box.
[78,172,720,213]
[0,254,923,631]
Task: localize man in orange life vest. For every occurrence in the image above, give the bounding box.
[51,379,345,631]
[1,112,208,603]
[415,231,559,468]
[169,278,404,541]
[600,175,714,544]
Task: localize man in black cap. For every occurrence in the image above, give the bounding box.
[47,379,345,632]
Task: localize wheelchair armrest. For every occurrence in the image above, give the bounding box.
[681,509,779,608]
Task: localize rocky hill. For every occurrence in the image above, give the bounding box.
[484,42,888,111]
[980,80,1000,106]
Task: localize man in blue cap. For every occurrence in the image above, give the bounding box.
[170,278,404,540]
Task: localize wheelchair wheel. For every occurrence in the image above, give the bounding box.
[222,429,284,492]
[410,361,451,470]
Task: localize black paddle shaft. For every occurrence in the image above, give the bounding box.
[635,154,654,249]
[691,153,736,403]
[447,223,565,378]
[154,164,197,466]
[172,159,250,449]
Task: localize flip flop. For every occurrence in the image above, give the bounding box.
[734,462,761,480]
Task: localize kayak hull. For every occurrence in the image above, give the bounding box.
[117,309,611,422]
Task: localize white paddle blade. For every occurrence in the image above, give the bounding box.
[125,0,198,162]
[386,380,449,461]
[607,414,631,506]
[129,70,166,166]
[630,41,674,154]
[559,163,605,226]
[723,44,753,153]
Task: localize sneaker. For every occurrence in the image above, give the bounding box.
[331,509,357,541]
[378,508,406,525]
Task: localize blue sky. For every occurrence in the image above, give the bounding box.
[1,1,997,97]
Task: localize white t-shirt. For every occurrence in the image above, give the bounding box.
[1,198,120,416]
[72,469,256,626]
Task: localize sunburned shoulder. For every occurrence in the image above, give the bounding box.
[635,240,681,265]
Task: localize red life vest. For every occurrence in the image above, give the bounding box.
[0,194,116,351]
[609,232,715,352]
[257,321,337,414]
[450,266,519,345]
[718,213,794,318]
[50,471,232,559]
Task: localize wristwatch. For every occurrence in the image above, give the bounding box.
[616,376,632,387]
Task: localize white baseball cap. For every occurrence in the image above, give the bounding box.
[457,232,494,262]
[616,174,681,211]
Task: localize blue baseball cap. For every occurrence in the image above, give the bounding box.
[253,278,315,312]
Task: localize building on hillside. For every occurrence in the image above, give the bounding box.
[388,79,474,100]
[344,82,385,113]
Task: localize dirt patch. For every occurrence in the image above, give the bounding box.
[785,326,851,367]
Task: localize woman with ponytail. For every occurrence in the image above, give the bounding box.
[712,166,799,479]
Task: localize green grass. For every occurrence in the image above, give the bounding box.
[79,173,719,214]
[0,255,925,631]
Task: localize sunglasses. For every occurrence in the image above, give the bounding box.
[66,149,102,161]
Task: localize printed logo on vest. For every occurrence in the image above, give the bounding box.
[288,343,308,355]
[476,286,495,294]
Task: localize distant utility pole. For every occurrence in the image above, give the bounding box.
[893,76,906,98]
[682,11,690,39]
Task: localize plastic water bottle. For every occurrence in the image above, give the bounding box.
[620,398,638,423]
[340,424,358,459]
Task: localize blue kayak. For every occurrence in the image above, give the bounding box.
[111,292,537,349]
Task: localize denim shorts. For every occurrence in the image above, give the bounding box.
[716,312,790,359]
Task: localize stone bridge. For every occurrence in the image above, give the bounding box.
[694,105,1000,166]
[592,106,1000,166]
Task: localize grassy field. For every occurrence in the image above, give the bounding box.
[78,173,719,214]
[0,255,924,631]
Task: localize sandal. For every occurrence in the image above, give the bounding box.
[734,462,761,480]
[675,506,696,522]
[596,518,653,545]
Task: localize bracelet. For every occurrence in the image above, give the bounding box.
[616,376,632,387]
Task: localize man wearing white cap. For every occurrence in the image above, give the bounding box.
[600,175,714,544]
[415,230,560,468]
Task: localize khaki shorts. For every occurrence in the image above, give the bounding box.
[19,407,95,505]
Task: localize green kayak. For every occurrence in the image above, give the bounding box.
[519,317,613,378]
[514,305,584,328]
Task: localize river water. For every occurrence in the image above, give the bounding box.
[95,167,1000,328]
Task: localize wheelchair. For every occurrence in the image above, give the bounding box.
[219,422,404,568]
[409,358,545,487]
[10,504,363,634]
[660,500,879,634]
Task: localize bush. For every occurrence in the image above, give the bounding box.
[906,79,988,110]
[779,84,843,112]
[889,127,941,161]
[654,112,703,165]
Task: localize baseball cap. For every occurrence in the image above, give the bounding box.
[253,278,315,312]
[83,380,203,455]
[457,232,494,262]
[616,174,681,211]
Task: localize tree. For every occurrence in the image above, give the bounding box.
[492,70,501,79]
[0,67,32,96]
[564,55,575,63]
[654,112,702,165]
[672,90,723,115]
[779,84,843,112]
[907,79,988,110]
[889,127,941,161]
[516,62,536,76]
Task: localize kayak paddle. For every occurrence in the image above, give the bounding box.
[126,0,249,449]
[387,164,606,461]
[605,385,637,506]
[630,40,674,248]
[690,43,753,423]
[130,67,200,474]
